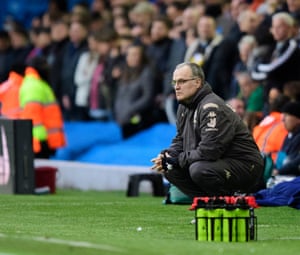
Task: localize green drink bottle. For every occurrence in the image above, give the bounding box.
[223,196,236,242]
[235,197,250,242]
[207,198,223,241]
[196,199,208,241]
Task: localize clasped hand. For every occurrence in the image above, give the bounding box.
[151,152,178,173]
[151,153,165,173]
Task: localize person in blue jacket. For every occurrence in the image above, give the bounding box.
[273,101,300,176]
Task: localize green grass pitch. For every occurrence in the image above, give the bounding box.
[0,190,299,255]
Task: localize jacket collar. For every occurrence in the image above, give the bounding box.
[182,82,213,109]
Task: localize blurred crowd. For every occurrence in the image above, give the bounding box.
[0,0,300,146]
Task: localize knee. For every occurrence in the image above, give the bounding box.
[189,162,215,182]
[189,162,225,188]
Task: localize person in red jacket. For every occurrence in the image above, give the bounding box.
[0,64,25,119]
[252,94,290,162]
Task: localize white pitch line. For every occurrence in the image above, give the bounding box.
[0,233,125,253]
[32,236,125,252]
[258,236,300,241]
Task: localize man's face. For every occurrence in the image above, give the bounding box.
[270,17,291,41]
[197,16,215,41]
[228,99,245,118]
[287,0,300,12]
[172,65,201,103]
[51,22,69,42]
[69,22,88,44]
[126,45,142,67]
[150,21,169,42]
[238,10,259,34]
[283,113,300,132]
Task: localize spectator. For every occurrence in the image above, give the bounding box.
[88,27,121,121]
[146,16,174,122]
[184,15,223,87]
[74,31,100,121]
[0,31,13,83]
[89,12,106,33]
[26,27,52,62]
[129,1,157,44]
[60,20,88,121]
[70,2,92,25]
[226,97,246,119]
[146,16,186,124]
[7,23,33,67]
[0,63,25,119]
[46,0,68,23]
[283,80,300,102]
[252,93,290,162]
[227,0,253,39]
[252,0,281,59]
[113,14,131,36]
[151,62,264,197]
[273,101,300,176]
[252,12,300,95]
[214,0,236,37]
[114,43,155,138]
[256,0,283,17]
[264,87,281,116]
[175,4,204,39]
[47,19,70,108]
[236,71,264,113]
[285,0,300,25]
[165,1,187,27]
[208,9,260,99]
[163,46,187,125]
[19,56,66,159]
[90,0,112,26]
[129,2,155,47]
[230,35,257,98]
[291,7,300,42]
[243,111,263,133]
[118,34,134,58]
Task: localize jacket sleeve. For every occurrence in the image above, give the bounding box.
[279,154,300,175]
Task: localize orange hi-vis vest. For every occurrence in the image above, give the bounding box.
[0,71,23,119]
[19,67,66,153]
[252,112,288,162]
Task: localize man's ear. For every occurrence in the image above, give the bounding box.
[196,78,202,89]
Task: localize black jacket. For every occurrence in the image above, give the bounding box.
[278,127,300,175]
[254,39,300,91]
[168,83,263,169]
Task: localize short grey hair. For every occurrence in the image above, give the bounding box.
[175,62,205,81]
[238,35,257,50]
[272,12,295,27]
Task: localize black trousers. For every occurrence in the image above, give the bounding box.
[164,159,264,198]
[34,141,56,159]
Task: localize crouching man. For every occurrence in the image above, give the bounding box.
[151,62,264,198]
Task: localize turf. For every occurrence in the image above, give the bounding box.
[0,190,299,255]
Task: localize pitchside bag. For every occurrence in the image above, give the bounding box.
[0,118,34,194]
[164,183,193,204]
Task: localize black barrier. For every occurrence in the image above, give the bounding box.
[0,118,34,194]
